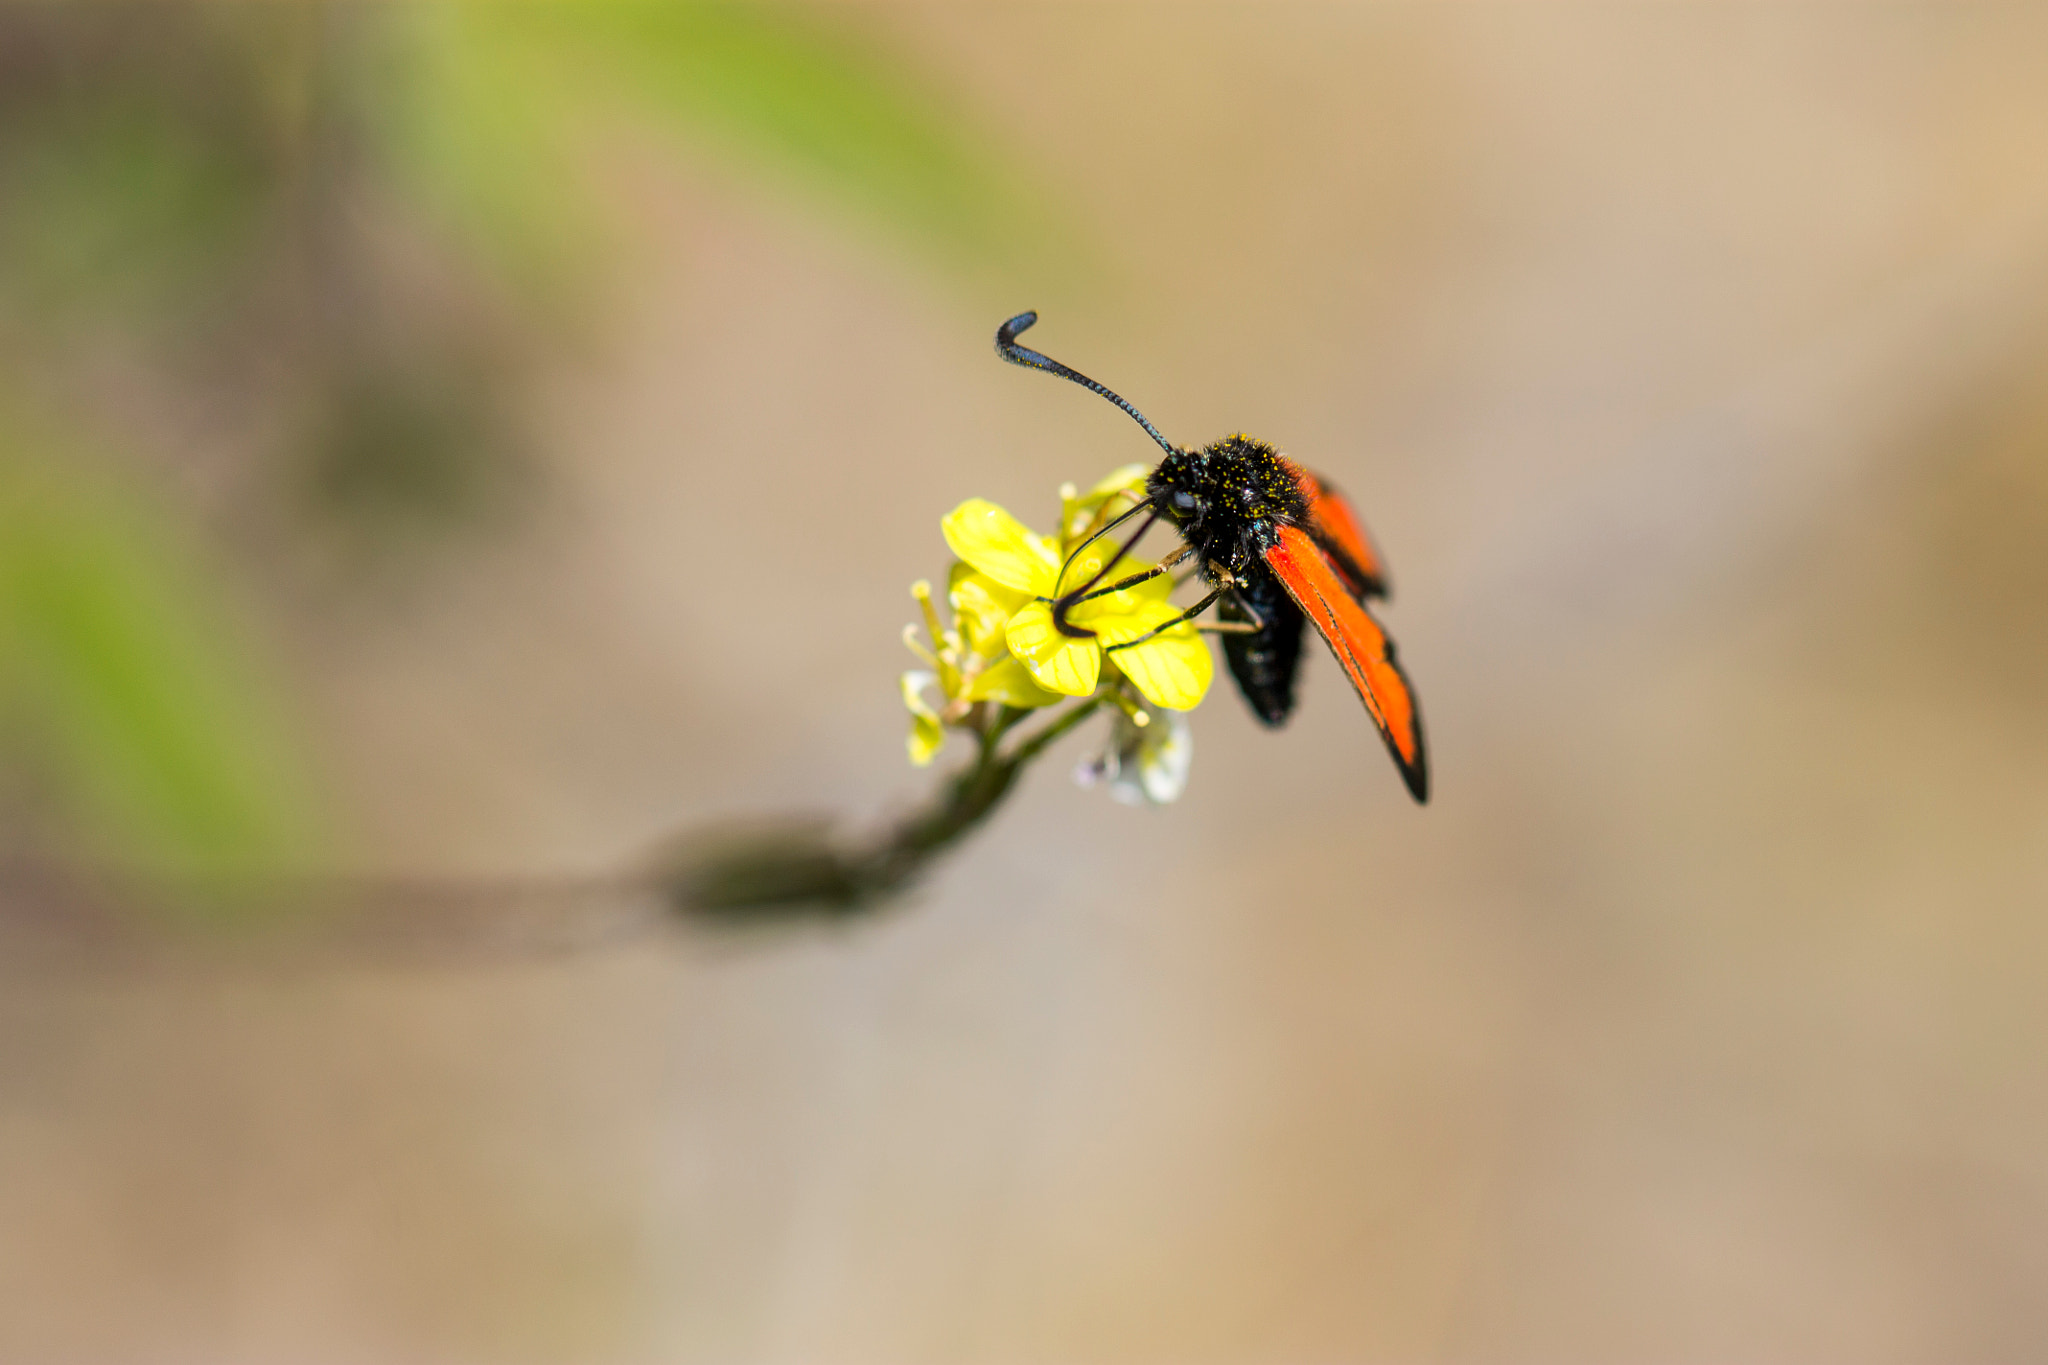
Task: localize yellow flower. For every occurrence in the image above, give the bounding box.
[1060,463,1151,542]
[900,569,1062,767]
[941,496,1213,710]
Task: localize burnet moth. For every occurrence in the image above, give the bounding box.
[997,311,1428,803]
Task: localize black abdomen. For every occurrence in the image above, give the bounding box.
[1220,569,1305,727]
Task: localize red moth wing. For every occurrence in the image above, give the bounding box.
[1264,525,1428,802]
[1291,465,1388,600]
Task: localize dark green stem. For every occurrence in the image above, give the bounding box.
[663,695,1106,920]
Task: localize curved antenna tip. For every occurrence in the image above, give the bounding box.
[996,311,1039,347]
[991,311,1181,461]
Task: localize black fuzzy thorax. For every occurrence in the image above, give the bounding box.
[1146,434,1308,578]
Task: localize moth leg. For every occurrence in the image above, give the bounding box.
[1104,586,1224,653]
[1198,585,1268,636]
[1069,543,1193,606]
[1052,508,1162,637]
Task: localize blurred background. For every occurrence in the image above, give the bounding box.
[4,2,2048,1359]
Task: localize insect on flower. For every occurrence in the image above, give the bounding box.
[995,311,1430,803]
[900,465,1215,776]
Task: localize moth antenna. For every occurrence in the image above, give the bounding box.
[996,312,1181,461]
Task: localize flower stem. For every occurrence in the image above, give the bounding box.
[663,695,1106,921]
[1002,693,1107,766]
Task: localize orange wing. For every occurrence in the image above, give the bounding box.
[1264,525,1428,803]
[1291,465,1388,600]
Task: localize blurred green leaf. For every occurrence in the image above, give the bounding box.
[0,90,268,321]
[0,410,323,891]
[377,4,604,304]
[547,1,1057,264]
[385,1,1072,293]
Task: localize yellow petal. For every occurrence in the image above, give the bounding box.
[1098,603,1214,710]
[901,670,939,717]
[1081,463,1151,507]
[1004,600,1101,696]
[1064,463,1153,539]
[901,671,946,765]
[1058,565,1175,639]
[941,499,1059,596]
[965,654,1062,708]
[907,712,945,765]
[947,563,1030,660]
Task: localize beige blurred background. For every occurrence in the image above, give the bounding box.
[4,3,2048,1360]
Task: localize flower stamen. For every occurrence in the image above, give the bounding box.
[901,622,937,666]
